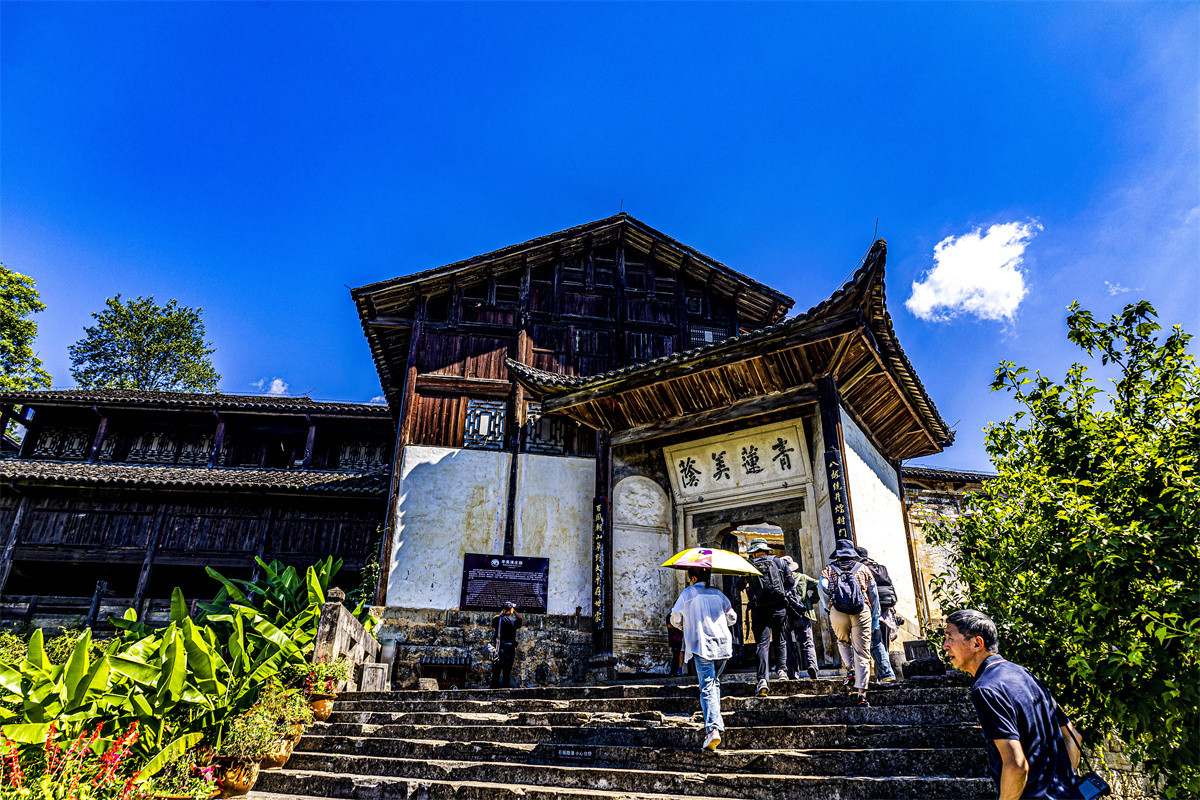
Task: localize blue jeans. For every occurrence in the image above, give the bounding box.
[694,656,727,733]
[870,625,896,680]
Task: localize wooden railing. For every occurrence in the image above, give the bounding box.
[312,587,384,692]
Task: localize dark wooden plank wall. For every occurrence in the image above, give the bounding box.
[405,242,741,452]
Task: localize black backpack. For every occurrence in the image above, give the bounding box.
[829,561,866,614]
[749,555,788,609]
[864,560,897,608]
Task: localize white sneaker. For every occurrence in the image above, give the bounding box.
[775,669,789,681]
[756,680,769,697]
[703,728,722,751]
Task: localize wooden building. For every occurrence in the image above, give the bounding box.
[0,389,393,628]
[354,214,956,676]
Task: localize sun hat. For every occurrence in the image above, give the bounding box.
[828,539,861,562]
[746,538,772,554]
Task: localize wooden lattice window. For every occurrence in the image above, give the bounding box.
[524,403,567,456]
[687,322,734,349]
[464,399,506,451]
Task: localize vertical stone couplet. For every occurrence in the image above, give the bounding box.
[592,430,613,657]
[816,375,856,543]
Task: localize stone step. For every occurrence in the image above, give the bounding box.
[324,702,975,729]
[251,774,732,800]
[340,675,967,704]
[296,735,991,778]
[259,761,994,800]
[309,722,986,750]
[334,686,970,715]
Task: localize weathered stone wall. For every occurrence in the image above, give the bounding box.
[611,475,674,674]
[1088,737,1166,799]
[387,446,510,609]
[904,488,964,622]
[512,453,594,615]
[372,606,593,689]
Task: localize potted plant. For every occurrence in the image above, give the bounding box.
[215,706,276,797]
[137,750,219,800]
[255,680,314,771]
[304,657,349,722]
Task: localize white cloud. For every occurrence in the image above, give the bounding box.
[369,396,387,405]
[252,377,290,396]
[1105,281,1133,296]
[906,221,1041,323]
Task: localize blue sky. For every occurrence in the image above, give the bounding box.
[2,2,1196,472]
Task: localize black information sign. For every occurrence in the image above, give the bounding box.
[591,497,606,631]
[460,553,550,612]
[824,449,855,541]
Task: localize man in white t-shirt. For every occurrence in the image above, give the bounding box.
[669,566,738,751]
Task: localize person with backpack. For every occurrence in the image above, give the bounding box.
[780,555,821,680]
[856,546,899,683]
[819,539,878,706]
[741,538,795,697]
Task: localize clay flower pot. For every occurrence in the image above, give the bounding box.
[216,759,261,798]
[309,693,336,722]
[259,738,295,771]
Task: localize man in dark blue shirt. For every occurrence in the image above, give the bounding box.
[943,609,1084,799]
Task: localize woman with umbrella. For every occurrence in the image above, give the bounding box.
[663,546,761,752]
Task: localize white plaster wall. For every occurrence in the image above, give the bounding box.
[512,454,595,616]
[387,446,510,609]
[612,477,675,672]
[839,408,919,623]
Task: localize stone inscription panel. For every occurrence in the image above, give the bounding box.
[460,553,550,612]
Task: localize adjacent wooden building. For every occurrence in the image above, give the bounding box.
[0,389,393,628]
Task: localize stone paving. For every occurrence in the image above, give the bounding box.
[249,673,994,800]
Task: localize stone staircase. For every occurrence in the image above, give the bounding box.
[250,674,993,800]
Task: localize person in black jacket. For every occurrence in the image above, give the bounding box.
[490,601,523,689]
[741,538,795,697]
[856,546,898,683]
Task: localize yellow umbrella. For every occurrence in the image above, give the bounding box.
[660,547,762,576]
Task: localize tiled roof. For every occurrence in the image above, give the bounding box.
[0,457,389,495]
[901,465,996,482]
[0,389,391,416]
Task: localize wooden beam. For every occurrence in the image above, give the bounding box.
[249,506,274,583]
[540,310,863,414]
[365,316,414,329]
[593,430,613,658]
[301,418,317,469]
[855,330,939,454]
[609,384,817,446]
[823,332,854,377]
[133,504,168,618]
[85,580,108,629]
[414,374,511,398]
[0,494,30,595]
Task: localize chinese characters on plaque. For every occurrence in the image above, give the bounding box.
[664,422,810,501]
[823,449,854,540]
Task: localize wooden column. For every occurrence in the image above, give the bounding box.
[614,240,627,365]
[85,580,108,629]
[503,260,532,557]
[0,494,30,595]
[302,416,317,469]
[17,407,37,459]
[0,408,11,443]
[676,257,690,351]
[375,294,426,606]
[207,413,226,468]
[592,430,614,657]
[816,375,856,543]
[249,505,274,583]
[88,408,109,462]
[133,503,169,617]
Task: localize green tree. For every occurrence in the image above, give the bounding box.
[927,301,1199,794]
[68,295,220,392]
[0,264,52,392]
